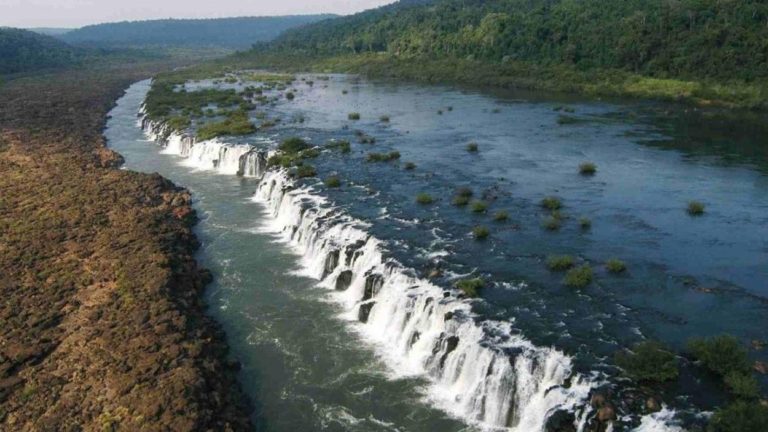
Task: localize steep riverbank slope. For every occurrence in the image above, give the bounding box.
[0,66,252,429]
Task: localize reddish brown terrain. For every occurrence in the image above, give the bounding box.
[0,66,252,430]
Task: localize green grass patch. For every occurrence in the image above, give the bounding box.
[294,164,317,178]
[563,265,593,288]
[546,255,575,271]
[324,175,341,188]
[452,195,470,206]
[279,137,310,153]
[543,216,562,231]
[404,161,416,170]
[366,151,400,162]
[615,340,679,383]
[579,162,597,175]
[687,201,705,216]
[605,259,627,273]
[541,196,562,210]
[197,109,256,141]
[326,139,351,153]
[493,211,509,221]
[455,278,484,298]
[348,112,361,120]
[579,217,592,230]
[416,193,434,204]
[472,225,490,240]
[470,200,488,213]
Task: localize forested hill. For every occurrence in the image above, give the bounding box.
[0,28,81,74]
[61,15,336,49]
[264,0,768,81]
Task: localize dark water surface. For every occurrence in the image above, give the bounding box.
[106,75,768,431]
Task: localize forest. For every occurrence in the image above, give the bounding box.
[0,28,81,74]
[262,0,768,82]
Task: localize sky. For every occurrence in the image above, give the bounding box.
[0,0,395,28]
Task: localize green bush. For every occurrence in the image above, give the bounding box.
[455,278,484,298]
[404,162,416,170]
[197,109,256,141]
[366,151,400,162]
[606,259,627,273]
[564,265,593,288]
[279,137,310,153]
[416,193,434,204]
[724,372,760,399]
[708,401,768,432]
[688,201,706,216]
[687,335,751,377]
[325,175,341,188]
[466,142,479,152]
[615,340,679,383]
[295,164,317,178]
[471,201,488,213]
[579,162,597,175]
[452,195,470,206]
[546,255,575,271]
[348,112,361,120]
[472,225,490,240]
[579,217,592,229]
[493,211,509,221]
[541,196,562,210]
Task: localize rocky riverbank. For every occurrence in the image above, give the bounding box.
[0,66,252,429]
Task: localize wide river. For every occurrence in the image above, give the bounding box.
[106,76,767,431]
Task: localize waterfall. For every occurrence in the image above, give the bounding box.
[139,114,268,178]
[137,105,681,432]
[252,170,594,430]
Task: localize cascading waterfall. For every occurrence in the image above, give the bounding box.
[138,112,268,178]
[137,103,682,432]
[252,170,594,431]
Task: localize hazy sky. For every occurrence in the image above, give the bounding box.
[0,0,395,28]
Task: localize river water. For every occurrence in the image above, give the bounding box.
[106,76,768,431]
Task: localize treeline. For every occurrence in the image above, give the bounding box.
[61,15,336,49]
[0,28,81,74]
[263,0,768,81]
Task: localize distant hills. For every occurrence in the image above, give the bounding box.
[0,28,81,74]
[263,0,768,81]
[60,15,336,49]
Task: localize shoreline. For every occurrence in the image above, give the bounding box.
[0,67,253,429]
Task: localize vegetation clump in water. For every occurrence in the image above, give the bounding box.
[403,162,416,170]
[579,162,597,175]
[466,142,479,152]
[472,225,490,239]
[615,340,679,383]
[415,193,434,204]
[470,200,488,213]
[366,151,400,162]
[605,259,627,273]
[687,201,705,215]
[324,175,341,188]
[546,255,575,271]
[348,112,361,120]
[493,210,509,221]
[564,265,593,288]
[197,109,256,141]
[541,196,562,210]
[455,278,484,297]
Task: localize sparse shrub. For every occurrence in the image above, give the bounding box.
[416,193,434,204]
[455,278,483,297]
[708,401,768,432]
[579,162,597,175]
[493,211,509,221]
[471,201,488,213]
[688,335,751,377]
[541,196,562,210]
[724,372,760,399]
[295,164,316,178]
[279,137,310,154]
[472,225,490,240]
[299,148,320,159]
[543,216,562,231]
[452,195,470,206]
[325,175,341,188]
[688,201,705,216]
[326,139,351,153]
[366,151,400,162]
[564,265,593,288]
[348,112,361,120]
[466,142,479,152]
[380,115,390,122]
[285,92,295,100]
[615,340,679,383]
[388,151,400,160]
[546,255,575,271]
[606,259,627,273]
[404,162,416,170]
[579,217,592,230]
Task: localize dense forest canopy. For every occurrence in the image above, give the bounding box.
[262,0,768,81]
[0,28,81,74]
[61,15,337,49]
